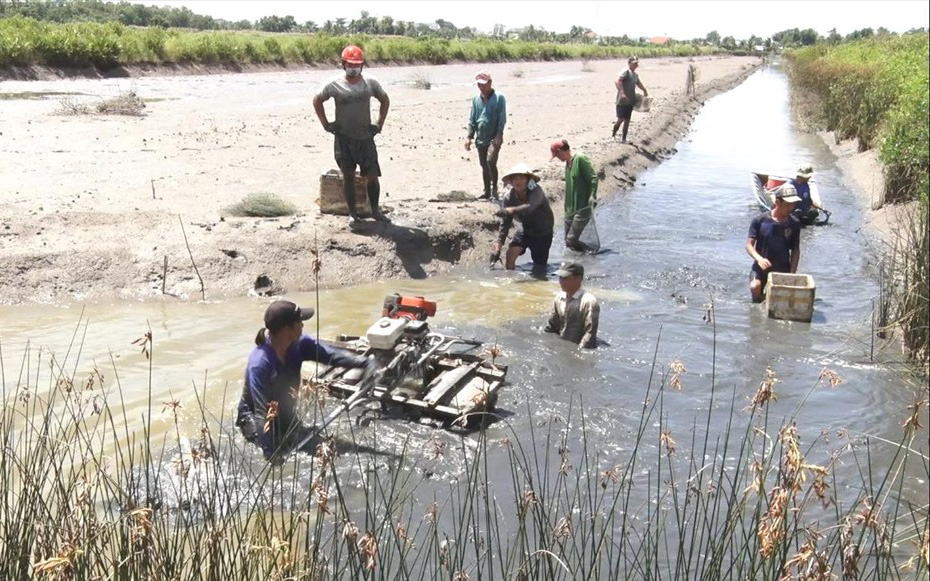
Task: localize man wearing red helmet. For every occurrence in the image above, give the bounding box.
[313,45,391,225]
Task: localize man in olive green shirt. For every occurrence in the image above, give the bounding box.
[551,139,598,252]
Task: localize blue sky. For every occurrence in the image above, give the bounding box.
[151,1,929,39]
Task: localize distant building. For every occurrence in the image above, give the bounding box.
[648,36,671,45]
[584,30,598,41]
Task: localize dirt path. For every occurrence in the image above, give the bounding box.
[0,56,761,305]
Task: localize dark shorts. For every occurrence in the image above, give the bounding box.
[750,263,790,289]
[510,231,553,267]
[334,134,381,177]
[616,103,634,119]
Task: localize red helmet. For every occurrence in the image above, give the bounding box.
[341,45,364,65]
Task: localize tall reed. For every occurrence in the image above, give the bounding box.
[1,318,926,578]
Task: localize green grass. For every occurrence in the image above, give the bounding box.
[787,34,930,366]
[0,15,718,70]
[787,34,928,205]
[223,193,298,218]
[0,90,81,100]
[0,316,926,578]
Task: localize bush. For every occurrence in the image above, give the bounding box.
[788,33,930,365]
[1,327,926,578]
[223,192,298,217]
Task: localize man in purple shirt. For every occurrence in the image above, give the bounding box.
[236,300,371,460]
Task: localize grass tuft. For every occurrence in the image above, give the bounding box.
[223,192,298,217]
[409,69,431,90]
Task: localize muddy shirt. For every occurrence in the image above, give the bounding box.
[317,74,387,140]
[545,289,600,348]
[616,68,639,104]
[498,185,554,244]
[748,212,801,272]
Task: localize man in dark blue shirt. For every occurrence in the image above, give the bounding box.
[236,300,370,460]
[746,184,803,303]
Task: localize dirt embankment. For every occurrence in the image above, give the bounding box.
[814,131,918,248]
[0,56,761,305]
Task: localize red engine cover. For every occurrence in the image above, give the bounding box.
[382,294,437,321]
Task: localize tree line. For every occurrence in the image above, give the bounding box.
[0,0,922,48]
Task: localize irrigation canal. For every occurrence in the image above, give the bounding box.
[1,67,925,545]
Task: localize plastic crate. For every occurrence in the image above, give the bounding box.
[765,273,816,322]
[319,169,371,216]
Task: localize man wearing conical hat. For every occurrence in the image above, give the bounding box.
[491,163,554,273]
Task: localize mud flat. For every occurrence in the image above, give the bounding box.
[0,55,761,305]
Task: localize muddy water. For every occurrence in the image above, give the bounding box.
[1,68,925,524]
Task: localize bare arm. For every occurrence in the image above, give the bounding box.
[746,238,772,270]
[376,93,390,129]
[790,249,800,274]
[312,94,329,127]
[636,79,648,96]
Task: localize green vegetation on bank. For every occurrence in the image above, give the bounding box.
[788,34,929,365]
[0,16,717,69]
[788,34,928,205]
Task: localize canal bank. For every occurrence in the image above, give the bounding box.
[0,56,761,305]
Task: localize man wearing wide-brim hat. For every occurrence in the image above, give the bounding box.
[491,163,554,273]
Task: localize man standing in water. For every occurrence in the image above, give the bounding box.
[551,139,598,252]
[313,44,391,226]
[746,184,803,303]
[612,56,648,143]
[545,261,600,349]
[492,163,554,274]
[465,72,507,200]
[236,300,372,461]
